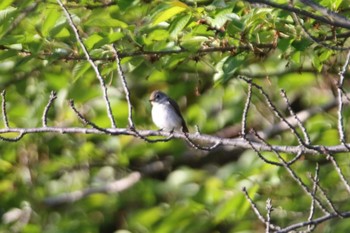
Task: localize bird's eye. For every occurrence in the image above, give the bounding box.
[155,94,159,99]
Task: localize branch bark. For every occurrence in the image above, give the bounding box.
[245,0,350,30]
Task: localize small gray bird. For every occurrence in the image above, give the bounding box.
[149,90,188,133]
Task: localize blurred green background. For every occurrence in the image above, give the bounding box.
[1,0,350,232]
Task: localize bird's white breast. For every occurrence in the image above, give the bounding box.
[151,101,182,131]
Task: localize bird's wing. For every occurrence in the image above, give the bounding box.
[168,98,188,133]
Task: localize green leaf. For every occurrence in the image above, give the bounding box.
[72,61,91,82]
[192,24,215,36]
[169,13,191,38]
[180,36,208,52]
[319,50,332,62]
[214,54,245,83]
[41,8,61,37]
[85,11,127,28]
[292,38,312,51]
[118,0,136,10]
[96,18,127,28]
[147,29,169,41]
[320,0,342,10]
[207,7,238,28]
[134,207,165,227]
[92,32,124,48]
[0,6,16,23]
[291,51,301,64]
[312,55,323,72]
[50,26,70,39]
[84,34,104,50]
[47,15,71,38]
[244,8,272,31]
[278,38,293,52]
[226,19,244,36]
[0,50,17,60]
[152,5,188,25]
[0,35,25,45]
[0,0,14,9]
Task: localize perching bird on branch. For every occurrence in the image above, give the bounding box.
[149,90,188,133]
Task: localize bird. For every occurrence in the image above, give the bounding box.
[149,90,188,133]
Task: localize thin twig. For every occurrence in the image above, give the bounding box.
[42,91,57,127]
[286,150,304,165]
[112,45,134,129]
[106,46,177,143]
[280,89,311,144]
[253,131,331,215]
[337,49,350,145]
[261,98,340,139]
[340,87,350,103]
[69,99,112,134]
[1,123,350,155]
[326,151,350,194]
[278,157,330,215]
[56,0,117,128]
[250,130,304,166]
[299,0,350,28]
[246,131,284,166]
[245,0,350,30]
[291,11,350,51]
[242,187,281,231]
[0,44,276,63]
[266,198,273,233]
[241,80,253,137]
[307,164,319,231]
[310,175,343,217]
[183,132,221,151]
[1,90,9,128]
[0,132,25,142]
[239,76,307,147]
[276,212,350,233]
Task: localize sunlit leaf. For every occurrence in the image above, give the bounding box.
[319,50,333,62]
[153,5,187,25]
[0,0,15,9]
[180,36,208,51]
[41,8,61,37]
[84,34,104,50]
[214,54,245,83]
[207,7,238,28]
[312,55,323,72]
[0,6,16,22]
[85,11,128,28]
[171,0,189,8]
[72,61,91,82]
[169,13,191,38]
[278,38,293,52]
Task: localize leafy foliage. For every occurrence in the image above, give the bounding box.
[1,0,350,232]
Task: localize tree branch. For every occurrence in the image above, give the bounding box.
[42,91,57,127]
[277,211,350,233]
[44,172,141,206]
[337,49,350,145]
[245,0,350,30]
[1,126,350,154]
[56,0,117,128]
[112,45,134,129]
[299,0,350,28]
[242,187,281,231]
[1,90,9,128]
